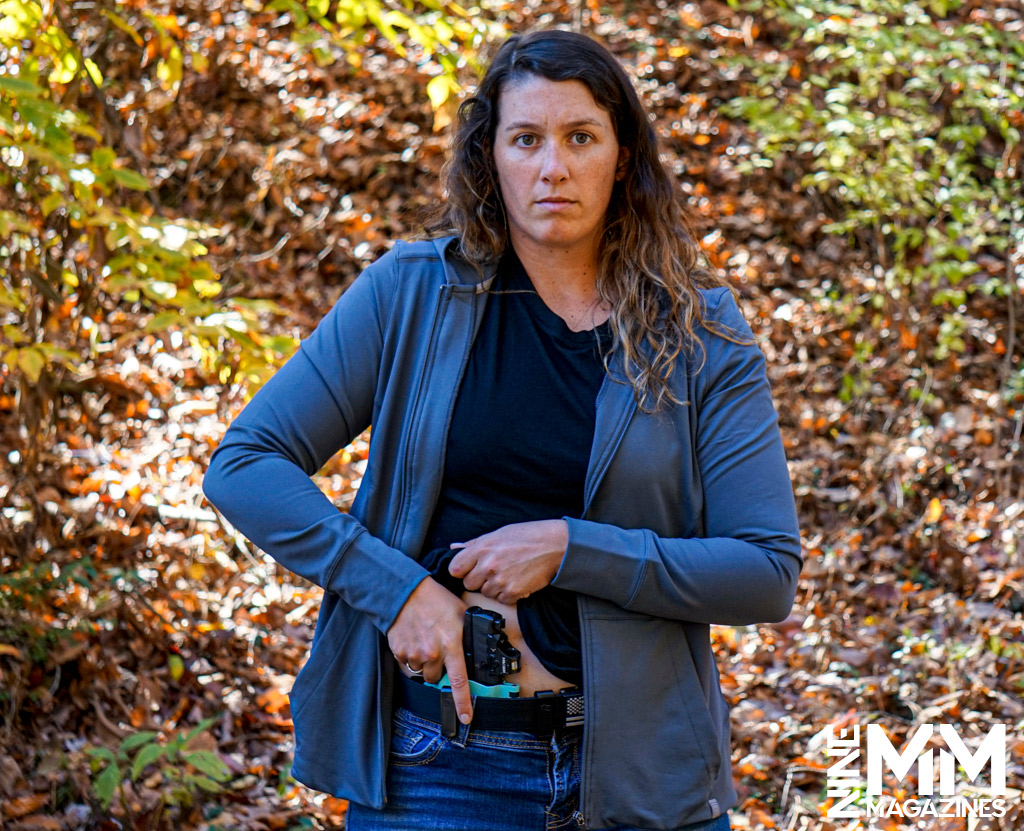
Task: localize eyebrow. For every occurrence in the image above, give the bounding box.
[503,118,606,133]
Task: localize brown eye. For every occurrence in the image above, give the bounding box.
[514,134,537,147]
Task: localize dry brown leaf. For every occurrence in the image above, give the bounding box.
[2,795,49,819]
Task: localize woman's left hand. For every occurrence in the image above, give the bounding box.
[448,519,569,605]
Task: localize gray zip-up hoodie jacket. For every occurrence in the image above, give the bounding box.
[203,236,801,829]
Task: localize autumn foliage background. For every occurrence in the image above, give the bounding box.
[1,0,1023,829]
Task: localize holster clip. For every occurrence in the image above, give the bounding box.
[439,689,460,738]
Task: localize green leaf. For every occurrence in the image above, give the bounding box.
[40,192,63,217]
[145,310,184,332]
[156,44,183,91]
[141,280,177,301]
[130,741,166,780]
[91,147,116,169]
[102,9,144,46]
[183,716,218,746]
[0,284,27,312]
[168,653,185,681]
[426,75,452,110]
[186,772,226,793]
[49,45,80,85]
[84,59,103,87]
[15,346,46,382]
[120,730,160,752]
[0,76,44,97]
[192,279,222,299]
[110,167,150,190]
[86,746,118,765]
[93,762,120,810]
[183,750,230,781]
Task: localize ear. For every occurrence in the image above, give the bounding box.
[615,147,630,181]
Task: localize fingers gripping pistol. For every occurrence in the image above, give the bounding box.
[426,606,522,700]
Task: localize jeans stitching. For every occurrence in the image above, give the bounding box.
[394,706,552,751]
[390,708,447,767]
[543,731,581,826]
[389,738,445,767]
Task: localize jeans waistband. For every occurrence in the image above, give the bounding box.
[396,672,584,737]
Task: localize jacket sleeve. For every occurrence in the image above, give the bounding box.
[202,250,430,635]
[551,288,801,625]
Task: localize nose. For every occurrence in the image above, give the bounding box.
[539,143,569,184]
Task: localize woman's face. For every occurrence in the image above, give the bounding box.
[493,75,625,262]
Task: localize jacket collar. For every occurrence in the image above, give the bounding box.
[430,235,500,293]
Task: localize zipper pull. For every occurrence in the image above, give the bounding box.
[572,810,585,828]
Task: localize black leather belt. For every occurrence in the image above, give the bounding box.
[396,672,584,738]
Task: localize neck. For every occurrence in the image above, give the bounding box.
[509,235,610,332]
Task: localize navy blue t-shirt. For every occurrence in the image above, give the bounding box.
[420,249,611,687]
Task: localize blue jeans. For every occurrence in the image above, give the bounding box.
[345,706,732,831]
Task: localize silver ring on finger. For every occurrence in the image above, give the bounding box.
[404,662,424,676]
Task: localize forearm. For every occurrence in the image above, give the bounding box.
[204,432,429,633]
[552,518,800,624]
[202,252,430,634]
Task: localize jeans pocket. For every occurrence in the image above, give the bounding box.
[389,707,446,767]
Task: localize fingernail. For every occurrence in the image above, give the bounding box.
[460,713,471,724]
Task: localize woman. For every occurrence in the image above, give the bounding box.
[203,29,801,831]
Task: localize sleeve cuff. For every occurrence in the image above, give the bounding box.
[551,517,649,608]
[325,529,431,634]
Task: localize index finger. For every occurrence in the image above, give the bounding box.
[442,644,474,726]
[447,544,475,578]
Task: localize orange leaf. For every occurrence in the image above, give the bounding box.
[13,816,62,830]
[256,687,290,714]
[323,797,349,817]
[925,498,943,524]
[3,794,49,819]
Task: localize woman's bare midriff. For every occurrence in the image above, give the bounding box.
[397,591,576,697]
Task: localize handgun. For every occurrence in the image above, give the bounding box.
[463,606,521,686]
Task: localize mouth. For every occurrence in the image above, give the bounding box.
[536,197,575,206]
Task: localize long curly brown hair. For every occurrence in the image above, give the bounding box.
[430,29,739,411]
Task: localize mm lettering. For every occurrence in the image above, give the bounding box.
[866,724,1007,797]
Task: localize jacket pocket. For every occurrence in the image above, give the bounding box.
[583,616,724,827]
[289,599,358,721]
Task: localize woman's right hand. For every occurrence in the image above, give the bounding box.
[386,578,473,725]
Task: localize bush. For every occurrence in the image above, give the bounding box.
[720,0,1022,375]
[0,1,298,471]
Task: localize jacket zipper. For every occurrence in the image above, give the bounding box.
[381,281,488,807]
[380,283,449,808]
[393,284,450,549]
